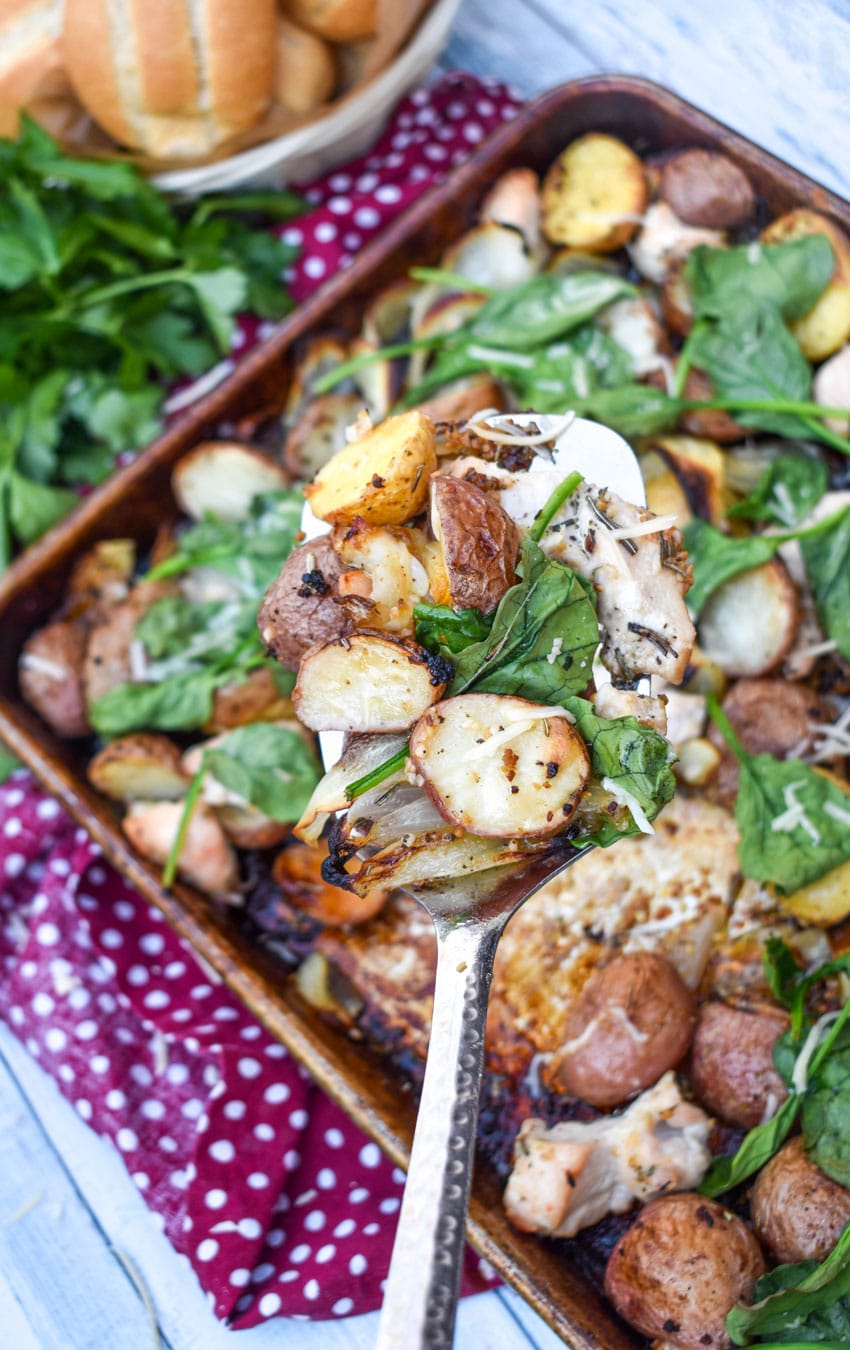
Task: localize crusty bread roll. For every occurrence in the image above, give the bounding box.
[274,15,336,114]
[0,0,75,136]
[280,0,377,44]
[62,0,278,159]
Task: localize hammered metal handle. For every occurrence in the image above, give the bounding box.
[375,914,504,1349]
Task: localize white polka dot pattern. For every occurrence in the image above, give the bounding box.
[0,72,518,1329]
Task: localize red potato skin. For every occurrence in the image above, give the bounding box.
[19,620,90,738]
[707,678,833,808]
[605,1193,766,1349]
[751,1136,850,1264]
[257,535,351,672]
[660,149,757,230]
[552,951,695,1107]
[430,474,521,614]
[690,1000,789,1129]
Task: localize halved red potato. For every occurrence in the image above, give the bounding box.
[303,410,437,527]
[429,474,521,614]
[541,133,647,252]
[660,149,756,230]
[409,694,590,838]
[283,390,366,481]
[19,620,90,738]
[698,558,799,677]
[64,538,136,622]
[171,442,287,523]
[258,535,351,673]
[293,631,448,733]
[88,733,188,801]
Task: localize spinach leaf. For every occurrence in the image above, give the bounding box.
[800,505,850,661]
[728,455,828,528]
[561,697,677,845]
[683,518,782,616]
[448,538,600,703]
[573,383,685,439]
[0,744,21,784]
[90,669,225,736]
[802,1027,850,1187]
[726,1220,850,1345]
[148,489,303,592]
[763,934,806,1007]
[467,271,636,347]
[203,724,322,823]
[414,604,493,657]
[686,236,835,324]
[700,1093,801,1198]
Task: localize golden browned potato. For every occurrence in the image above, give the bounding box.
[541,133,648,252]
[429,475,521,614]
[207,666,294,732]
[19,620,90,738]
[660,149,756,229]
[650,434,728,523]
[679,368,747,443]
[303,411,437,527]
[551,951,695,1108]
[689,1000,789,1128]
[760,209,850,360]
[214,803,290,850]
[751,1137,850,1263]
[273,842,388,926]
[172,442,288,524]
[605,1193,766,1349]
[698,558,799,678]
[293,631,448,733]
[409,693,590,838]
[88,734,188,801]
[258,536,351,672]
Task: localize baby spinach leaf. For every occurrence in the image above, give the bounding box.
[90,670,225,737]
[414,604,493,657]
[573,383,685,439]
[561,697,677,845]
[802,1027,850,1187]
[448,538,599,703]
[799,505,850,661]
[467,271,636,347]
[726,1219,850,1344]
[709,698,850,893]
[685,236,835,323]
[763,934,806,1007]
[728,455,828,527]
[203,724,322,824]
[700,1093,801,1198]
[682,518,781,616]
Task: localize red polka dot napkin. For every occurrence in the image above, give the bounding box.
[0,73,522,1328]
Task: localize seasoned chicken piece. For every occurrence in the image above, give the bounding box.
[593,684,668,733]
[543,483,695,683]
[504,1072,711,1238]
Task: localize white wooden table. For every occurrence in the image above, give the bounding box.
[2,2,848,1346]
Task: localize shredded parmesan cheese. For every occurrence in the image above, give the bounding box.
[601,777,655,834]
[825,799,850,828]
[465,410,576,446]
[19,652,67,680]
[606,512,679,541]
[792,1010,840,1095]
[771,780,822,844]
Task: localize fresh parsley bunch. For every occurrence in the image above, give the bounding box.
[0,116,304,565]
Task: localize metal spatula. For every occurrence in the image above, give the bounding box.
[304,415,645,1349]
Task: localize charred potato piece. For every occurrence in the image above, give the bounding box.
[88,734,188,801]
[650,434,727,523]
[273,842,388,925]
[19,620,90,738]
[82,581,173,709]
[751,1136,850,1263]
[283,391,366,481]
[761,208,850,360]
[689,999,789,1128]
[207,666,294,732]
[123,800,239,898]
[551,951,695,1108]
[293,631,447,733]
[660,149,756,230]
[605,1193,766,1349]
[303,411,437,527]
[172,442,287,524]
[541,133,647,252]
[258,535,351,672]
[429,475,521,614]
[679,368,747,443]
[409,694,590,838]
[698,558,799,678]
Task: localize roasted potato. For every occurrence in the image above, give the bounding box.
[409,693,590,838]
[64,538,136,622]
[760,209,850,360]
[689,999,789,1128]
[595,295,670,378]
[698,558,799,678]
[660,149,756,230]
[550,951,695,1107]
[604,1193,766,1349]
[812,342,850,434]
[215,803,290,850]
[649,434,728,523]
[441,221,538,289]
[207,666,294,731]
[19,620,90,738]
[751,1136,850,1263]
[283,391,366,481]
[678,368,747,443]
[706,678,832,807]
[88,734,188,801]
[541,133,647,252]
[303,410,437,526]
[429,475,521,614]
[273,842,388,925]
[171,441,288,523]
[258,535,351,672]
[293,631,448,733]
[122,799,239,898]
[479,167,543,256]
[82,581,174,708]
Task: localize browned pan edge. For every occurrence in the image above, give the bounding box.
[2,75,848,1349]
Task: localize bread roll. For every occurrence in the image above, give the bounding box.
[274,16,336,113]
[0,0,73,136]
[280,0,377,44]
[62,0,278,159]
